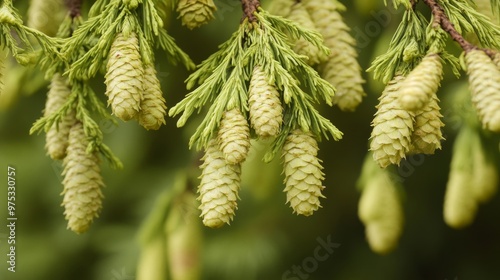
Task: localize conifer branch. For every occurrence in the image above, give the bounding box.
[422,0,476,52]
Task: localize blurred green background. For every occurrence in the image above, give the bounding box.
[1,0,500,279]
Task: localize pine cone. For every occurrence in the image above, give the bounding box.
[466,49,500,132]
[248,66,283,138]
[494,52,500,68]
[282,129,325,216]
[105,32,144,121]
[398,53,443,112]
[62,122,104,234]
[358,172,403,255]
[370,76,414,168]
[177,0,216,30]
[198,139,241,228]
[304,0,365,111]
[287,3,326,65]
[409,93,444,154]
[27,0,65,36]
[470,131,498,203]
[138,65,166,130]
[217,108,250,164]
[44,74,76,160]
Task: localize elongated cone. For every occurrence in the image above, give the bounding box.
[409,93,444,154]
[470,132,498,203]
[304,0,365,111]
[370,76,414,168]
[27,0,65,36]
[198,139,241,228]
[444,127,477,229]
[282,129,325,216]
[44,74,76,160]
[138,65,166,130]
[398,53,443,112]
[62,122,104,233]
[466,50,500,132]
[105,32,144,121]
[165,192,202,280]
[248,66,283,138]
[136,235,168,280]
[217,109,250,164]
[358,170,404,255]
[287,3,326,65]
[177,0,216,29]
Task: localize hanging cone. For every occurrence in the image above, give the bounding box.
[248,66,283,138]
[282,129,325,216]
[105,32,144,121]
[44,74,76,160]
[409,93,444,154]
[217,108,251,164]
[177,0,216,29]
[62,122,104,234]
[198,139,241,228]
[465,49,500,132]
[138,65,166,130]
[370,75,414,168]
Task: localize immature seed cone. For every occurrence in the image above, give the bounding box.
[177,0,216,30]
[370,76,414,168]
[304,0,365,111]
[287,3,326,65]
[217,109,251,164]
[443,127,477,229]
[44,74,76,160]
[358,171,403,255]
[248,66,283,138]
[27,0,65,36]
[470,132,498,203]
[409,93,444,154]
[198,139,241,228]
[282,129,325,216]
[138,65,166,130]
[466,49,500,132]
[398,54,443,112]
[62,122,104,234]
[105,32,144,121]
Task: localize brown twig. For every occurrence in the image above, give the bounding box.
[422,0,476,52]
[241,0,260,23]
[65,0,82,18]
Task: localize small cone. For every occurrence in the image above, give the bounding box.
[105,32,144,121]
[217,108,251,164]
[409,93,444,154]
[470,132,498,203]
[44,74,76,160]
[248,66,283,138]
[198,139,241,228]
[370,76,414,168]
[466,49,500,132]
[398,53,443,112]
[138,65,166,130]
[62,122,104,233]
[177,0,216,29]
[282,129,325,216]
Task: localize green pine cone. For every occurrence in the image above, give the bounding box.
[370,76,414,168]
[62,122,104,234]
[44,74,75,160]
[27,0,65,36]
[177,0,216,30]
[198,139,241,228]
[466,50,500,132]
[287,3,326,65]
[398,54,443,112]
[282,129,325,216]
[217,108,250,164]
[105,32,144,121]
[248,66,283,138]
[304,0,365,111]
[409,93,444,155]
[470,131,498,203]
[138,65,166,130]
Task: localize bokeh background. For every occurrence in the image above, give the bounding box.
[1,0,499,279]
